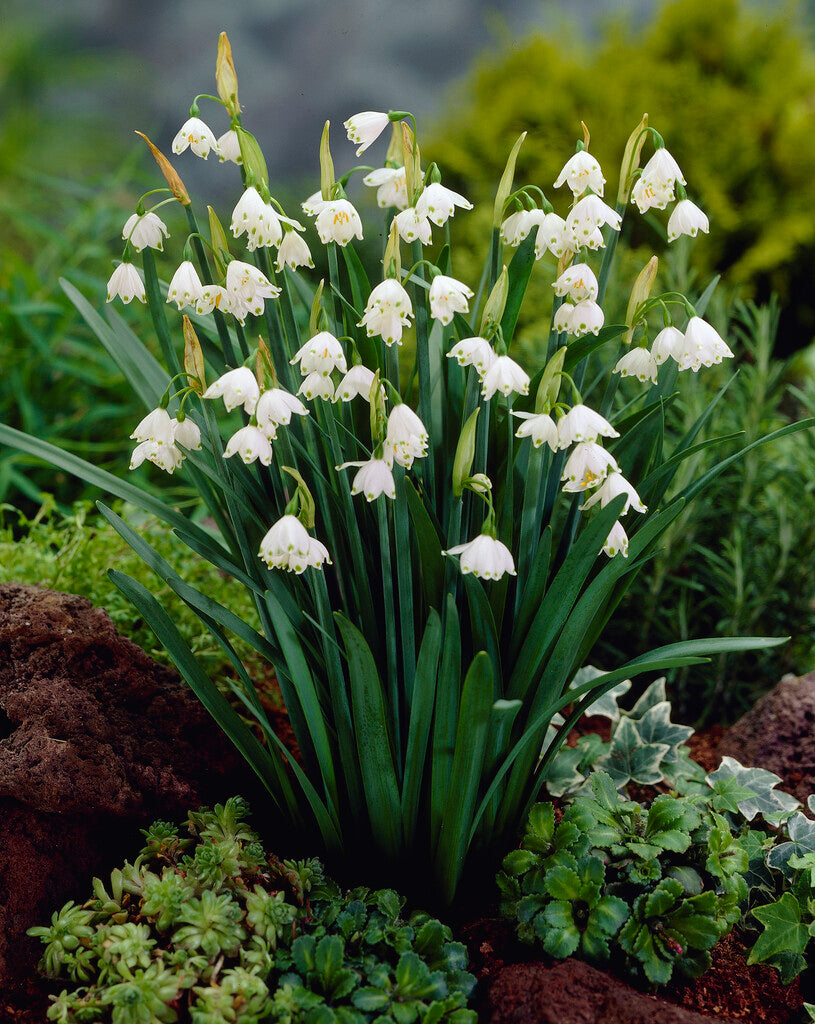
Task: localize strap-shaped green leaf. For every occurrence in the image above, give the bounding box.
[401,610,442,845]
[430,595,461,852]
[404,476,444,610]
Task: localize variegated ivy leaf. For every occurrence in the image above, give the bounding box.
[598,717,670,788]
[545,734,607,798]
[767,812,815,876]
[568,666,631,721]
[706,757,800,824]
[628,677,667,719]
[633,701,694,764]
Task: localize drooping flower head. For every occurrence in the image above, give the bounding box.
[553,263,599,302]
[131,407,175,447]
[614,348,659,384]
[276,229,314,272]
[359,279,413,346]
[415,183,473,226]
[315,199,363,245]
[511,411,559,451]
[344,111,391,156]
[259,515,331,573]
[230,187,283,250]
[337,454,396,501]
[677,317,734,372]
[651,326,685,365]
[107,263,146,305]
[557,405,619,448]
[298,373,336,401]
[223,425,273,466]
[202,367,260,415]
[565,195,622,249]
[534,213,571,260]
[554,151,606,197]
[291,332,348,376]
[428,275,473,326]
[580,471,646,515]
[603,520,629,558]
[172,417,202,451]
[217,129,243,164]
[386,404,428,468]
[334,365,379,403]
[667,200,709,242]
[363,167,409,211]
[444,535,516,581]
[481,355,530,401]
[255,389,309,436]
[172,117,218,159]
[122,212,169,252]
[447,336,496,377]
[130,440,184,475]
[225,261,281,319]
[394,207,432,245]
[570,299,605,338]
[561,442,619,492]
[167,261,204,310]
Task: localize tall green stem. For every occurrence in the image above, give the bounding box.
[410,240,435,500]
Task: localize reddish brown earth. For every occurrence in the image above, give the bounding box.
[1,584,812,1023]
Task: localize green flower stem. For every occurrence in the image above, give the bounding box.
[393,466,415,700]
[326,243,344,337]
[444,496,463,599]
[234,319,251,361]
[276,270,304,393]
[515,441,544,612]
[410,240,435,500]
[141,248,181,376]
[488,226,501,290]
[184,206,238,367]
[253,248,296,391]
[377,496,402,769]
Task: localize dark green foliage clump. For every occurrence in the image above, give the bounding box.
[29,798,477,1024]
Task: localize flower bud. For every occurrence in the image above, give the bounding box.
[617,113,649,206]
[493,132,526,230]
[401,122,419,206]
[282,467,316,529]
[624,255,659,345]
[208,205,231,279]
[452,407,480,498]
[309,280,325,337]
[134,132,190,205]
[535,346,566,414]
[320,121,335,202]
[480,266,508,338]
[236,127,270,195]
[465,473,492,494]
[382,217,402,279]
[216,32,240,118]
[182,316,206,394]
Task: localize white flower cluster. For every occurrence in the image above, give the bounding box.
[165,260,280,325]
[129,407,201,475]
[614,317,735,383]
[446,337,530,402]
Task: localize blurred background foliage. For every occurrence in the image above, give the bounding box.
[0,0,813,721]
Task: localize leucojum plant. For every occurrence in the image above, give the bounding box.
[2,34,809,904]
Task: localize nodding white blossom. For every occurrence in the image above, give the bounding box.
[561,441,619,492]
[130,440,184,474]
[565,195,622,249]
[338,456,396,501]
[298,372,336,401]
[641,148,686,193]
[677,317,734,372]
[651,325,685,365]
[557,405,619,448]
[394,207,432,245]
[481,355,530,401]
[501,210,543,247]
[172,117,218,159]
[255,389,309,436]
[315,199,363,245]
[359,279,413,346]
[580,471,646,515]
[444,534,516,581]
[534,213,571,260]
[291,332,348,376]
[429,275,473,325]
[570,299,605,338]
[603,519,629,558]
[202,367,260,415]
[259,515,331,573]
[167,261,204,310]
[446,336,496,377]
[614,347,659,384]
[554,302,575,334]
[195,284,232,317]
[225,261,281,318]
[386,404,428,468]
[223,425,273,466]
[334,365,379,403]
[667,200,709,242]
[415,183,473,226]
[554,151,606,197]
[363,167,409,210]
[230,187,283,250]
[171,417,201,451]
[631,175,674,214]
[344,111,391,156]
[511,411,559,450]
[276,229,314,272]
[122,212,169,252]
[301,191,327,217]
[107,263,146,304]
[217,129,243,164]
[131,407,175,447]
[553,263,599,302]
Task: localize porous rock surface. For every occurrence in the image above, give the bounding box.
[0,582,250,990]
[720,670,815,802]
[485,959,730,1024]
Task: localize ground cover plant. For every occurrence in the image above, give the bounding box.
[28,797,477,1023]
[2,32,811,912]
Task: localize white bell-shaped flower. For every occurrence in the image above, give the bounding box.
[131,407,175,447]
[217,129,243,164]
[641,148,686,193]
[553,263,599,302]
[554,151,606,197]
[259,514,331,573]
[231,187,284,250]
[603,519,629,558]
[338,455,396,501]
[298,372,336,401]
[561,441,619,492]
[122,212,169,253]
[130,440,184,474]
[415,183,473,226]
[256,389,309,436]
[386,404,428,468]
[565,195,622,249]
[226,261,281,318]
[276,230,314,272]
[301,191,327,217]
[224,425,273,466]
[363,166,409,210]
[195,284,232,317]
[481,355,530,401]
[429,275,473,326]
[557,404,619,448]
[677,317,734,371]
[315,199,363,245]
[291,332,348,376]
[667,200,709,242]
[167,261,204,310]
[534,213,571,259]
[553,302,575,334]
[334,365,378,403]
[203,367,260,414]
[359,279,413,346]
[632,175,674,213]
[651,326,685,365]
[447,336,496,377]
[511,411,559,451]
[394,207,432,245]
[614,348,659,383]
[570,299,605,338]
[444,534,516,581]
[107,263,145,305]
[171,416,202,451]
[501,210,543,247]
[580,471,646,515]
[344,111,390,156]
[172,117,218,159]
